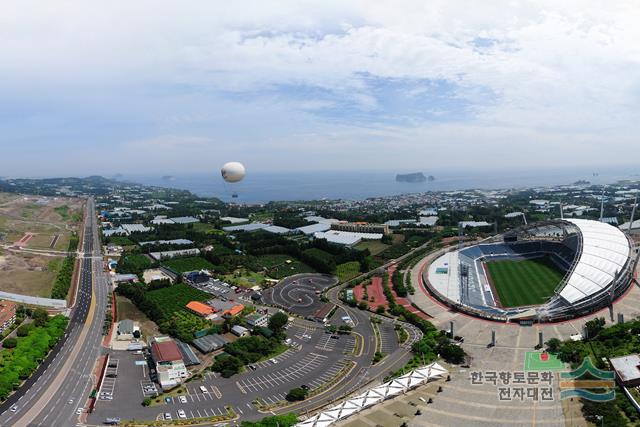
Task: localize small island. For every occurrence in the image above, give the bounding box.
[396,172,427,183]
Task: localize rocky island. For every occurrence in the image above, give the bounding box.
[396,172,427,183]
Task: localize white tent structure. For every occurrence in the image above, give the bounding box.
[296,363,448,427]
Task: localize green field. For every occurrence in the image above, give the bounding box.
[485,257,564,308]
[162,256,216,273]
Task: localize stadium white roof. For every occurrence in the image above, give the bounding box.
[560,219,631,304]
[296,363,447,427]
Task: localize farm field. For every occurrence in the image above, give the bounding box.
[161,256,216,273]
[0,252,61,297]
[485,257,564,308]
[245,254,316,280]
[336,261,361,282]
[354,240,390,256]
[116,295,160,338]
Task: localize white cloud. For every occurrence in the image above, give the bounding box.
[1,1,640,174]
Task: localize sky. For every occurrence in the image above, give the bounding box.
[1,1,640,177]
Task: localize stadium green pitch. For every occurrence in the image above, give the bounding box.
[524,351,565,371]
[485,257,564,307]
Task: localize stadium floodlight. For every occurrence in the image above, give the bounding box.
[599,186,606,222]
[628,192,638,234]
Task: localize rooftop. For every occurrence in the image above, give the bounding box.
[151,338,183,363]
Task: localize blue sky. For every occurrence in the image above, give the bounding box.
[1,1,639,176]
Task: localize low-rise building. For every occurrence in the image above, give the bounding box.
[231,325,249,337]
[331,221,390,235]
[186,301,215,318]
[150,337,189,390]
[0,301,17,335]
[610,354,640,387]
[116,319,140,341]
[223,304,244,318]
[192,334,228,354]
[245,313,268,328]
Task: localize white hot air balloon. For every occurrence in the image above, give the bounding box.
[221,162,246,183]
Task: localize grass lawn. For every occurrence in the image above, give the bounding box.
[354,240,390,256]
[336,261,361,282]
[222,270,266,288]
[485,257,564,307]
[192,222,225,235]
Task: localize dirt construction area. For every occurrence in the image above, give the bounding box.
[0,192,84,297]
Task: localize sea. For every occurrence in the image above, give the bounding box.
[118,165,640,204]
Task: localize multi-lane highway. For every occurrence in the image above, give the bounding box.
[0,198,109,427]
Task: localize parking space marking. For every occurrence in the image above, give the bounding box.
[238,352,330,392]
[210,385,222,399]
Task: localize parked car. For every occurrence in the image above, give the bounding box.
[179,395,187,404]
[177,409,187,419]
[164,413,172,420]
[200,386,209,394]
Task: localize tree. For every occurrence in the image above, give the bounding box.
[3,337,17,348]
[357,301,368,311]
[16,324,33,337]
[376,305,385,314]
[439,343,466,364]
[285,387,308,402]
[268,312,288,333]
[142,397,152,406]
[585,317,605,340]
[545,338,561,353]
[32,309,49,327]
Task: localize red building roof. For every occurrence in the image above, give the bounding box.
[151,340,183,362]
[186,301,214,316]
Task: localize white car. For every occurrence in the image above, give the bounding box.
[200,386,209,394]
[179,395,187,404]
[76,408,83,415]
[68,399,74,404]
[270,358,278,364]
[177,409,187,419]
[164,413,172,420]
[10,405,17,412]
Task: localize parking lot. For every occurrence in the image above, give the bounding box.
[89,318,358,425]
[378,321,399,355]
[99,359,119,401]
[237,352,328,393]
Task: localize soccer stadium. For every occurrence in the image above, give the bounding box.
[425,218,637,323]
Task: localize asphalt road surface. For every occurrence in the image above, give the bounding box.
[0,198,109,427]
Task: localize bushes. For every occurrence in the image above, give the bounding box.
[117,253,152,275]
[0,315,68,400]
[301,248,336,274]
[51,256,75,299]
[285,387,308,401]
[240,413,298,427]
[2,338,17,349]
